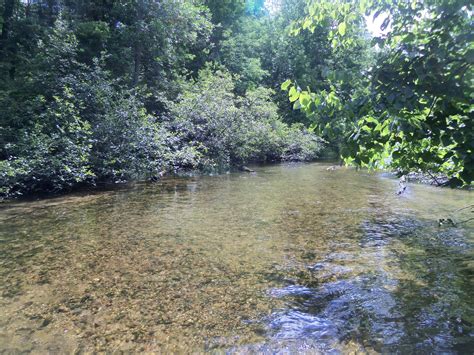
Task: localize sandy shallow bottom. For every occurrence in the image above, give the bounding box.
[1,163,473,352]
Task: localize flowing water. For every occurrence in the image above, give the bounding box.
[0,163,473,353]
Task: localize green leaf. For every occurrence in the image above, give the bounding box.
[363,116,379,125]
[281,79,292,91]
[299,92,311,107]
[338,22,347,36]
[289,86,300,102]
[302,18,312,30]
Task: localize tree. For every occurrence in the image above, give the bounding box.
[284,0,473,186]
[0,0,330,198]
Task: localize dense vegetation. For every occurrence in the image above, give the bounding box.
[0,0,325,197]
[283,0,473,186]
[0,0,472,198]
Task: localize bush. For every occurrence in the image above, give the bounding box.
[88,89,167,182]
[1,88,93,197]
[166,66,325,170]
[1,48,324,199]
[281,124,325,161]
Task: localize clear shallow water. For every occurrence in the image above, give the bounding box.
[0,163,473,353]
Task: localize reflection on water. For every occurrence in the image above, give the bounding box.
[0,163,473,352]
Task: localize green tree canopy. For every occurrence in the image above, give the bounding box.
[284,0,473,186]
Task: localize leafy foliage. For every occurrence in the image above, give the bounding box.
[1,88,93,196]
[284,0,473,186]
[2,0,469,199]
[167,66,324,171]
[0,2,326,199]
[0,22,170,196]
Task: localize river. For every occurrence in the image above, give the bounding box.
[0,163,473,353]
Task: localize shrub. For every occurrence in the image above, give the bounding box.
[88,90,167,182]
[1,88,93,197]
[281,124,325,161]
[1,51,324,198]
[167,66,325,170]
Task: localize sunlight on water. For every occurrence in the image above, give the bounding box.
[0,163,472,352]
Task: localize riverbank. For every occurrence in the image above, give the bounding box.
[404,171,450,186]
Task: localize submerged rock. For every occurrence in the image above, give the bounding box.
[241,166,255,173]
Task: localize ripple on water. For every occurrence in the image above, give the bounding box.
[266,204,473,353]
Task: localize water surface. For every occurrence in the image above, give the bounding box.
[1,163,473,353]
